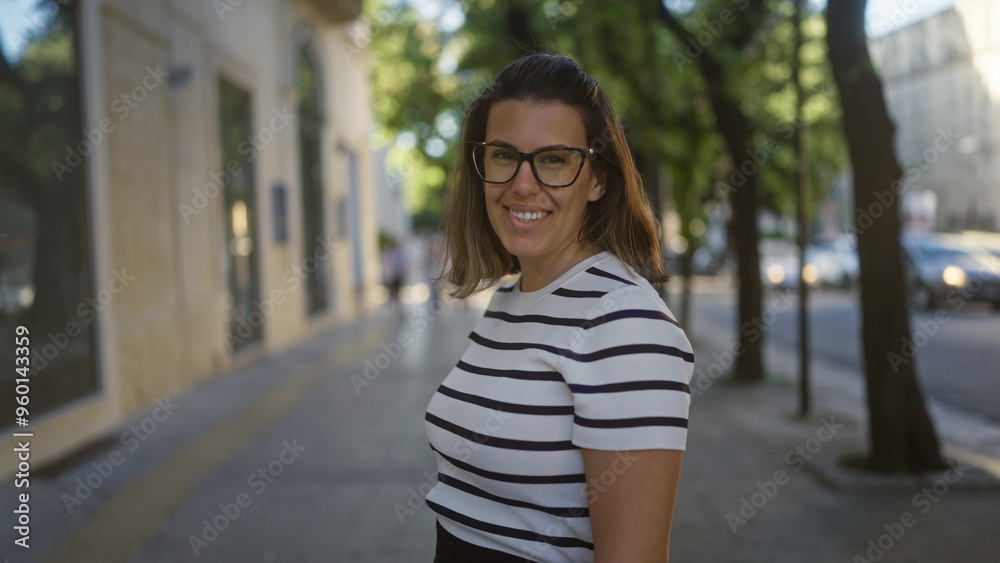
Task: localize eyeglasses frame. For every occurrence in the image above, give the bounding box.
[467,141,596,188]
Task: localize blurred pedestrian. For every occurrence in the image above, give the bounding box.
[382,238,406,317]
[426,54,694,562]
[425,234,447,309]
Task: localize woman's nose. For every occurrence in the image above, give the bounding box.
[511,159,540,195]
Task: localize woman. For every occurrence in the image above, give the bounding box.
[426,54,694,563]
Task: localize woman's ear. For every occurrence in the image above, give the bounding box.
[588,169,607,202]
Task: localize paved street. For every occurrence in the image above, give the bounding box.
[2,286,999,562]
[688,282,1000,422]
[2,303,480,563]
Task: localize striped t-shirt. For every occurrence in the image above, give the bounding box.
[425,251,694,562]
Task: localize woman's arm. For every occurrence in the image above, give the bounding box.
[582,449,684,563]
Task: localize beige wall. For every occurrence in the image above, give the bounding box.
[871,0,1000,231]
[0,0,377,477]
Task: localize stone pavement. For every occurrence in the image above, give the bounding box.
[671,279,1000,562]
[1,283,998,562]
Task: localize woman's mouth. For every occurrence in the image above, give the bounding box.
[507,208,551,223]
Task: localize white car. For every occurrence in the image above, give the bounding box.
[806,235,859,288]
[901,232,1000,310]
[759,239,818,289]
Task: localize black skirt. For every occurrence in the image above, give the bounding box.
[434,521,538,563]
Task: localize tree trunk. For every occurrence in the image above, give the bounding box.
[713,99,764,383]
[826,0,945,472]
[634,148,672,303]
[654,3,765,382]
[680,242,693,330]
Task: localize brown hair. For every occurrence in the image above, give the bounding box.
[439,54,667,298]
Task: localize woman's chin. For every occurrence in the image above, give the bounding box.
[499,237,545,261]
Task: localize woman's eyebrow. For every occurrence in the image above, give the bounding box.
[485,139,575,151]
[485,138,517,149]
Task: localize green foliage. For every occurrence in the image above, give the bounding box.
[738,4,848,216]
[366,0,848,236]
[367,0,487,231]
[1,17,78,183]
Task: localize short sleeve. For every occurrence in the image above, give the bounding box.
[558,285,694,451]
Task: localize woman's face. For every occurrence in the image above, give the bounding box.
[481,100,605,271]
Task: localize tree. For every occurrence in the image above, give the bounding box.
[367,0,469,231]
[826,0,945,472]
[653,0,769,382]
[565,2,722,326]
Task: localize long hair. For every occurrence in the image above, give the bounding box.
[440,54,667,298]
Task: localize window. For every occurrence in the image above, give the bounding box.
[297,45,328,315]
[0,0,99,424]
[219,79,263,352]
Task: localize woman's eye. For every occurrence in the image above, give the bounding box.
[540,153,567,165]
[491,150,516,161]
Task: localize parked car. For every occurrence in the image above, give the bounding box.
[962,230,1000,259]
[759,238,820,289]
[691,245,728,276]
[900,232,1000,310]
[806,235,859,288]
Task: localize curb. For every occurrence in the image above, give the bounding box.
[678,282,1000,485]
[805,443,1000,492]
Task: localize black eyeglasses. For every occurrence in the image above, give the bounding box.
[468,142,595,188]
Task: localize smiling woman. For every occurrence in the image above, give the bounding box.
[476,100,607,291]
[427,55,694,562]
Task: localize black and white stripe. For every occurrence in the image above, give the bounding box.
[426,251,693,562]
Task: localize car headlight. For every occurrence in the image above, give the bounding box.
[766,264,785,285]
[942,265,967,287]
[803,264,819,285]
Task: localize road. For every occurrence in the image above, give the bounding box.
[682,282,1000,422]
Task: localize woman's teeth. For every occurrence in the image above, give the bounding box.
[510,209,550,222]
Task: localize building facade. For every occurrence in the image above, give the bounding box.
[0,0,379,476]
[870,0,1000,232]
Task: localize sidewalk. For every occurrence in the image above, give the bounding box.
[2,285,998,562]
[670,278,1000,562]
[2,302,480,562]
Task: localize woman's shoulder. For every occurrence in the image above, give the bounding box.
[570,255,686,346]
[586,254,671,312]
